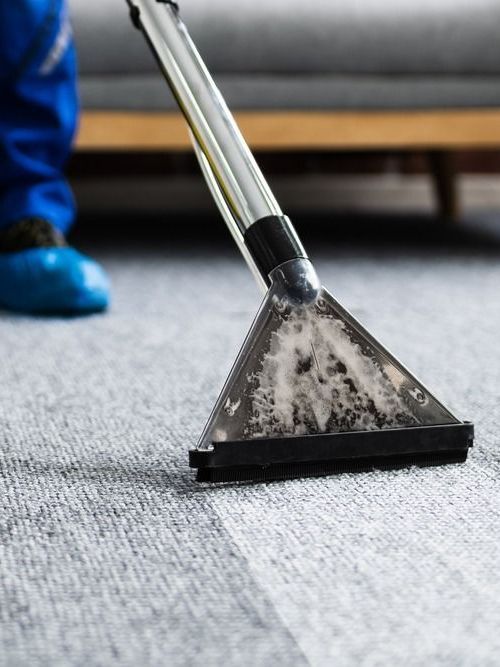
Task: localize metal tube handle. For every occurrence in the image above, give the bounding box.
[128,0,315,291]
[127,0,282,231]
[189,130,268,294]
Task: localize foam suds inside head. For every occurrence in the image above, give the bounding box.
[246,305,419,438]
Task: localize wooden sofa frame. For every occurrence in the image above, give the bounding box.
[77,109,500,219]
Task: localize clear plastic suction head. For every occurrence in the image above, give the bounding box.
[196,259,458,450]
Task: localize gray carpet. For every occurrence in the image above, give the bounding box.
[1,221,500,666]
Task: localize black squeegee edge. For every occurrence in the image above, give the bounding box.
[196,450,469,483]
[190,422,474,483]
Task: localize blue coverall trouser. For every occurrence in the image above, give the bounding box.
[0,0,77,234]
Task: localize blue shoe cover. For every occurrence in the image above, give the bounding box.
[0,247,110,314]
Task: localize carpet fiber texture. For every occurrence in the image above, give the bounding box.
[1,221,499,666]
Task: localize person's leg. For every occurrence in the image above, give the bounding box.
[0,0,110,314]
[0,0,76,232]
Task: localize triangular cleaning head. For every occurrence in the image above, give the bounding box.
[190,275,472,482]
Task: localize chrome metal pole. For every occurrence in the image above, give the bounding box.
[189,131,268,295]
[128,0,282,233]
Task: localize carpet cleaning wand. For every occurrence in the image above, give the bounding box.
[127,0,473,482]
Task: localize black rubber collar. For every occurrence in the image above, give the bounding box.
[244,215,308,278]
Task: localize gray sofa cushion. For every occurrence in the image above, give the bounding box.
[70,0,500,110]
[79,73,500,111]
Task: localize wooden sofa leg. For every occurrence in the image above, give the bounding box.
[427,150,460,222]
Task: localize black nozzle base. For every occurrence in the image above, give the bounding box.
[190,422,474,483]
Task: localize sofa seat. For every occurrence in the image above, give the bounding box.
[71,0,500,111]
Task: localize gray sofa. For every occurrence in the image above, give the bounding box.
[70,0,500,219]
[72,0,500,111]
